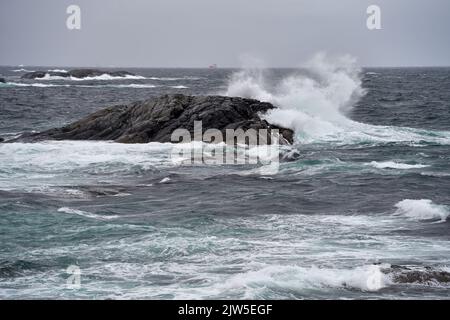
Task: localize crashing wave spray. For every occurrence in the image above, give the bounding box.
[224,53,450,145]
[225,53,365,142]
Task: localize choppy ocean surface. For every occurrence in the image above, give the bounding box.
[0,61,449,299]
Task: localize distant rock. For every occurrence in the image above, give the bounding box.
[68,69,134,79]
[21,69,136,80]
[8,94,294,145]
[0,78,5,83]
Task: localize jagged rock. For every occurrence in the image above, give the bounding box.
[21,69,135,80]
[9,94,294,145]
[381,264,450,284]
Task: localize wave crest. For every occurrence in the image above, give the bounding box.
[394,199,449,222]
[224,264,390,296]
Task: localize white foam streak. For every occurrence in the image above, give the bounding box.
[12,68,34,72]
[38,73,146,81]
[6,82,61,88]
[57,207,119,220]
[47,69,68,73]
[368,161,430,170]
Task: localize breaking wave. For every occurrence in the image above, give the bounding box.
[394,199,449,222]
[224,53,450,145]
[111,84,157,88]
[170,85,188,89]
[5,82,159,89]
[57,207,120,220]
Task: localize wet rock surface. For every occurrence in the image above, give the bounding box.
[7,94,294,145]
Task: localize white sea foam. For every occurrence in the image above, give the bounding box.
[47,69,68,73]
[394,199,449,222]
[106,84,157,88]
[0,141,175,189]
[7,82,61,88]
[73,74,146,81]
[0,140,286,190]
[159,177,171,183]
[224,53,450,145]
[2,206,450,299]
[39,74,67,80]
[57,207,120,220]
[38,73,146,81]
[6,82,157,89]
[63,189,88,198]
[148,76,202,81]
[12,68,34,72]
[367,161,430,170]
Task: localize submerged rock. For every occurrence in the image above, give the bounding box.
[9,94,294,145]
[21,69,135,80]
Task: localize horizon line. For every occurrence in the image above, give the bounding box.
[1,64,450,69]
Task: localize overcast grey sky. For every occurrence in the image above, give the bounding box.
[1,0,449,67]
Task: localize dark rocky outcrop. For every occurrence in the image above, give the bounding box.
[21,69,135,80]
[382,264,450,285]
[8,94,294,145]
[0,78,5,83]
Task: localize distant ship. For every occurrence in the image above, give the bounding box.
[208,64,218,69]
